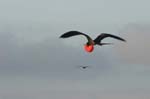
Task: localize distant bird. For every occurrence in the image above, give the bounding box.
[78,66,90,69]
[60,31,126,53]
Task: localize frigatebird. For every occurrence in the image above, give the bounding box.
[60,31,126,53]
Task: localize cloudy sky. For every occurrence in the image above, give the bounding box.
[0,0,150,99]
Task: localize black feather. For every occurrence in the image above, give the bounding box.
[60,31,84,38]
[94,33,126,44]
[60,31,93,43]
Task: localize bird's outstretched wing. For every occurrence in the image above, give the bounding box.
[94,33,126,44]
[60,31,92,42]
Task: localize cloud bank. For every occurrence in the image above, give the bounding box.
[116,23,150,65]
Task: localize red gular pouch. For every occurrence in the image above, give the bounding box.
[84,45,94,53]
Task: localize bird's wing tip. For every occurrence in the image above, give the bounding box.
[59,35,65,38]
[123,39,127,42]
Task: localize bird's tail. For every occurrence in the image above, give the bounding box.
[97,43,113,46]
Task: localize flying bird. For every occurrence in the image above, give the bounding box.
[80,66,89,69]
[60,31,126,53]
[77,65,90,69]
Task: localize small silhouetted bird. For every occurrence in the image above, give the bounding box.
[77,66,90,69]
[80,66,89,69]
[60,31,126,53]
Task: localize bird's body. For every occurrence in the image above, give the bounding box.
[60,31,126,53]
[81,66,88,69]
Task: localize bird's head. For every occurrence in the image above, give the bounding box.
[86,42,90,46]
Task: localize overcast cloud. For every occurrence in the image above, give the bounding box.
[0,0,150,99]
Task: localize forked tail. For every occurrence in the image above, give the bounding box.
[96,43,113,46]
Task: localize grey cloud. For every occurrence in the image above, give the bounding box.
[116,23,150,65]
[0,24,150,99]
[0,25,114,80]
[0,0,150,98]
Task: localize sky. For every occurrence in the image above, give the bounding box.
[0,0,150,99]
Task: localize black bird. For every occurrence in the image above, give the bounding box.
[60,31,126,53]
[78,66,90,69]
